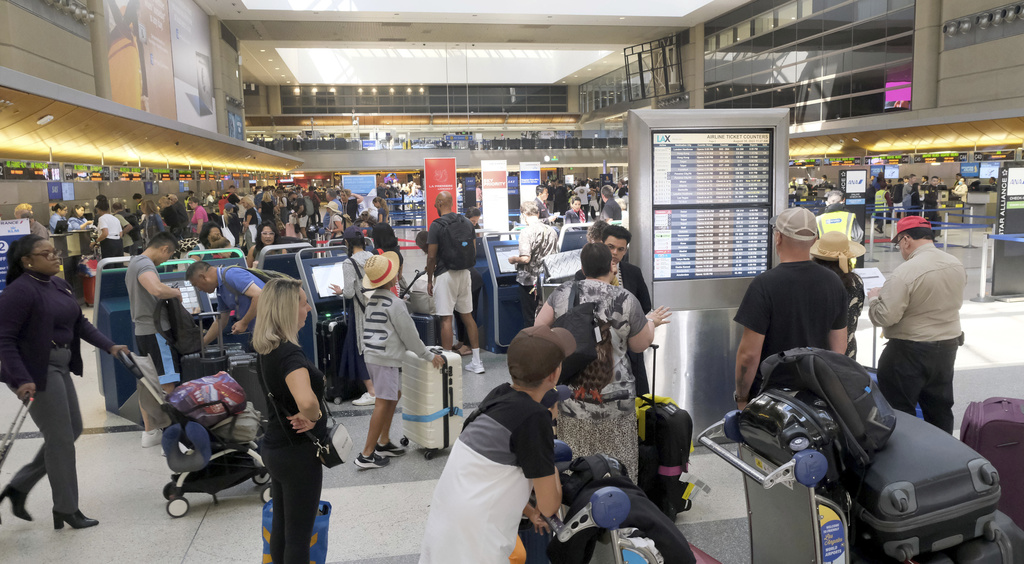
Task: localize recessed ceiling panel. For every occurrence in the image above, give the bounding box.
[277,47,613,84]
[241,0,714,18]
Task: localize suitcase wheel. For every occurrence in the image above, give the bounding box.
[399,437,409,447]
[424,449,437,461]
[260,485,272,503]
[166,497,189,518]
[332,397,342,405]
[252,471,270,486]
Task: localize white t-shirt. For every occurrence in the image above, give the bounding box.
[574,185,589,205]
[97,213,122,239]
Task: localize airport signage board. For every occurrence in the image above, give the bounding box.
[424,157,458,226]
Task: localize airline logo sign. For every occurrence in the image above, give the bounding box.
[843,170,867,195]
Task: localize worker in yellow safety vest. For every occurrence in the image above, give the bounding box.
[817,190,864,243]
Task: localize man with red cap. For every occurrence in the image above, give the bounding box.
[868,216,966,433]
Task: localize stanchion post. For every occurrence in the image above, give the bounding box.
[866,216,878,262]
[942,211,949,250]
[971,235,994,303]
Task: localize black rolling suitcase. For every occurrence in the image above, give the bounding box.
[317,315,361,403]
[227,353,264,422]
[411,312,441,347]
[179,330,232,383]
[636,344,697,520]
[852,412,1002,562]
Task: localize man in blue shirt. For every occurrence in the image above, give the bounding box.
[185,261,265,346]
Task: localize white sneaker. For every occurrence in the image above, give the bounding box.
[141,429,162,448]
[352,392,376,406]
[465,360,485,374]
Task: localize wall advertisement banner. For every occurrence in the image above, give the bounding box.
[519,162,541,208]
[105,0,178,120]
[169,0,217,132]
[424,158,458,227]
[481,160,508,231]
[0,219,31,294]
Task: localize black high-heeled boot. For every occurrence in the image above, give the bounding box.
[52,510,98,530]
[0,485,33,522]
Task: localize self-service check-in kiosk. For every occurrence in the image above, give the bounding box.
[93,257,212,423]
[481,232,525,353]
[557,223,592,252]
[257,242,315,359]
[627,108,789,434]
[296,246,357,403]
[185,249,247,347]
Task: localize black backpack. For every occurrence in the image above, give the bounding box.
[435,214,477,271]
[559,454,627,505]
[154,298,203,356]
[551,283,613,396]
[760,347,897,467]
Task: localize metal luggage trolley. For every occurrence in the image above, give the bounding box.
[697,412,844,564]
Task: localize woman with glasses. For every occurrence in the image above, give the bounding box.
[0,235,129,529]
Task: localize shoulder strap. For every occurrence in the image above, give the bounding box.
[348,257,367,311]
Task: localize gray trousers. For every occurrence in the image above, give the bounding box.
[10,348,83,514]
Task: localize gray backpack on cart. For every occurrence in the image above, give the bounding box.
[760,347,897,468]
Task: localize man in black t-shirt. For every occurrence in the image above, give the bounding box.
[733,207,849,408]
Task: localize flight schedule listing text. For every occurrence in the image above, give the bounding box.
[652,132,771,205]
[653,208,770,280]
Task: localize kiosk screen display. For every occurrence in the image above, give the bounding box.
[311,263,345,299]
[494,246,520,275]
[652,130,774,281]
[166,280,201,313]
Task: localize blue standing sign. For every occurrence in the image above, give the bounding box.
[0,219,32,294]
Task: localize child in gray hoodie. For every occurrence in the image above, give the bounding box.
[356,251,443,469]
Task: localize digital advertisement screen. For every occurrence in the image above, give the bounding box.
[885,165,900,179]
[651,130,774,281]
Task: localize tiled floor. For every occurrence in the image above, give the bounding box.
[0,226,1020,563]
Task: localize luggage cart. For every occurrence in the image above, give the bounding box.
[697,411,842,564]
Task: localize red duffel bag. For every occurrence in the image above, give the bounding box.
[167,372,247,428]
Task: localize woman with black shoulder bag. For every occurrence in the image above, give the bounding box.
[253,277,326,564]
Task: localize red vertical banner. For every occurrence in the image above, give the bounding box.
[424,157,458,227]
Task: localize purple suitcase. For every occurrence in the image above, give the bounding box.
[961,398,1024,530]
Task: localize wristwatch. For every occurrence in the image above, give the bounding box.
[733,391,748,403]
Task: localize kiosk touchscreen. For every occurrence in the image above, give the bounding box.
[481,236,525,353]
[628,109,789,434]
[310,262,346,300]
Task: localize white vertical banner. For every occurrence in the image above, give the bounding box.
[519,162,541,208]
[481,159,508,231]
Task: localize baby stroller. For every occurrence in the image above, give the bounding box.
[118,351,270,518]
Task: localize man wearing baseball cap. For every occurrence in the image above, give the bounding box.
[868,216,966,433]
[733,207,849,407]
[420,326,574,562]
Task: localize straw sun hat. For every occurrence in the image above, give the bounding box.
[810,231,866,273]
[362,251,400,289]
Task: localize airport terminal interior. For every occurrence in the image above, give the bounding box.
[3,0,1024,563]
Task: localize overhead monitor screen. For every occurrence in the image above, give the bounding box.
[651,130,774,281]
[980,162,1001,181]
[310,263,345,299]
[884,165,900,179]
[494,246,520,274]
[652,132,771,205]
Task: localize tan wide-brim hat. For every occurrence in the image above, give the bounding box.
[362,251,400,289]
[810,231,866,273]
[326,201,340,213]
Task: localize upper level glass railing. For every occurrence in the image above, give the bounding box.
[247,132,628,152]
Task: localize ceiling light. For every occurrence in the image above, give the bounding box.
[389,88,395,94]
[260,49,266,52]
[311,87,318,93]
[275,67,279,70]
[36,114,54,125]
[406,87,412,93]
[329,87,336,93]
[358,88,363,93]
[619,16,625,20]
[419,87,424,93]
[286,80,291,83]
[294,87,300,94]
[372,88,377,93]
[267,59,272,62]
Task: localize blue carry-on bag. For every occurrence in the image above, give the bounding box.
[262,499,331,564]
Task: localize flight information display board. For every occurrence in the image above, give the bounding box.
[651,130,773,281]
[653,132,771,205]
